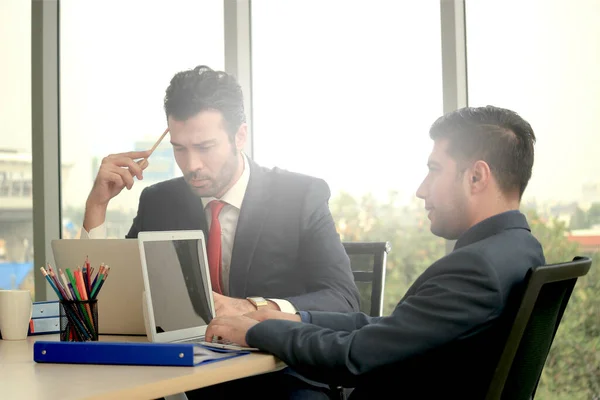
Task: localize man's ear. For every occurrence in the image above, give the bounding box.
[234,123,248,151]
[470,160,492,192]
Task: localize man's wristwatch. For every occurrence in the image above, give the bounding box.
[246,296,269,310]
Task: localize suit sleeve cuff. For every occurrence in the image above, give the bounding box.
[267,298,297,314]
[80,223,107,239]
[297,311,312,323]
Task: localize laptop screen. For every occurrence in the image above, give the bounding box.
[142,238,213,333]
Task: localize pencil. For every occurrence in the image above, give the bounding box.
[75,269,95,331]
[148,127,170,155]
[137,127,169,168]
[60,269,76,300]
[90,270,104,298]
[91,264,105,290]
[66,268,81,300]
[40,267,62,299]
[92,266,110,299]
[66,268,94,331]
[44,265,64,299]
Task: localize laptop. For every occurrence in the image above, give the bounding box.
[50,239,146,335]
[138,230,258,351]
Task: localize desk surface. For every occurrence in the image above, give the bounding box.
[0,334,285,400]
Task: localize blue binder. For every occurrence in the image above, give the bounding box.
[33,341,250,367]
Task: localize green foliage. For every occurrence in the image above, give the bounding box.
[525,209,600,399]
[588,203,600,227]
[569,201,600,230]
[569,207,590,230]
[330,192,600,399]
[330,191,444,312]
[525,209,580,264]
[539,256,600,399]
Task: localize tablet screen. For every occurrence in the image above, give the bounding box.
[142,238,213,333]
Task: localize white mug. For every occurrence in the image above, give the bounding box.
[0,290,33,340]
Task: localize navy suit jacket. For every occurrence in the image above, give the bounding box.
[126,158,360,313]
[246,211,545,398]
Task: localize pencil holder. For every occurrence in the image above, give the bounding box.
[59,299,99,342]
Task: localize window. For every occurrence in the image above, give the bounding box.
[22,180,32,197]
[251,1,444,310]
[60,0,225,240]
[467,1,600,397]
[0,0,34,296]
[11,179,22,197]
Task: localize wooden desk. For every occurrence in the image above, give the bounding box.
[0,334,285,400]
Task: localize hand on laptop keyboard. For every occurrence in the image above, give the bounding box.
[180,335,258,350]
[210,336,236,346]
[181,336,236,345]
[190,335,259,351]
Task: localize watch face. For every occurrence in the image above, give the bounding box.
[249,297,268,307]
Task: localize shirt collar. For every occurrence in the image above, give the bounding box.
[201,153,250,210]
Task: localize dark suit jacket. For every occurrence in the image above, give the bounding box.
[126,158,360,313]
[246,210,546,399]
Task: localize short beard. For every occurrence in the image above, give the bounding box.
[186,145,239,198]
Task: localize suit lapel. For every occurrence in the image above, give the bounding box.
[228,160,271,297]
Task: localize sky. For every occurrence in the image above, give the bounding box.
[2,0,600,214]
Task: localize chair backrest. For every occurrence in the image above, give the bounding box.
[484,256,592,400]
[342,241,391,317]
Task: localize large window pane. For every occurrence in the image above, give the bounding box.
[252,1,444,311]
[0,0,34,297]
[467,1,600,398]
[60,1,224,239]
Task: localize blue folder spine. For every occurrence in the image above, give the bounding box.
[33,341,249,367]
[34,341,197,366]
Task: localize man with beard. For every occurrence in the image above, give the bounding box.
[82,65,360,398]
[82,65,359,318]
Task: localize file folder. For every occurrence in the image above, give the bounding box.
[32,301,60,318]
[33,341,250,367]
[29,316,60,335]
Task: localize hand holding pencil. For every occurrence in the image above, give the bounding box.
[83,127,169,232]
[87,127,169,204]
[88,149,151,204]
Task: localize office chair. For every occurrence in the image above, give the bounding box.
[484,256,592,400]
[343,241,391,317]
[327,242,391,400]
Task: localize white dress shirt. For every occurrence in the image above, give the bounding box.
[81,153,296,314]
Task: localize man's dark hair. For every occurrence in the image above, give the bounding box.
[164,65,246,139]
[429,105,536,198]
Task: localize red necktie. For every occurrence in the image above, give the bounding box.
[207,200,226,294]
